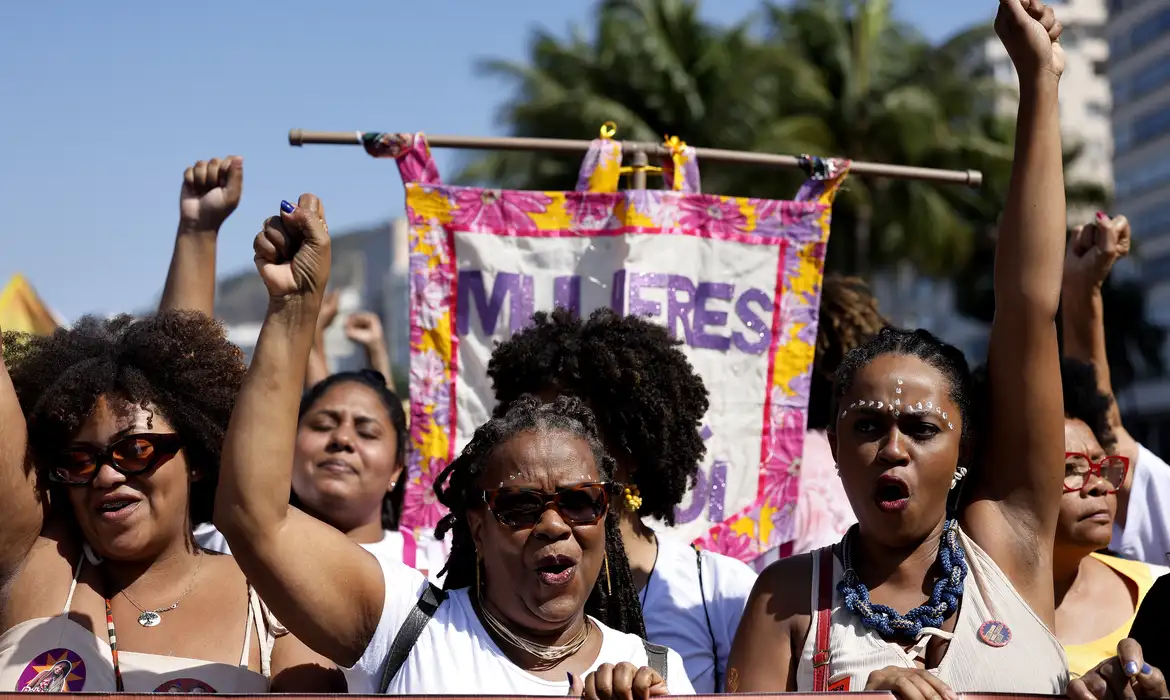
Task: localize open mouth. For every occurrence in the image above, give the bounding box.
[874,475,911,512]
[534,555,578,587]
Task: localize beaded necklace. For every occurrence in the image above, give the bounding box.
[837,518,968,643]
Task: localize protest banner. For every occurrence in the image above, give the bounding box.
[364,131,848,565]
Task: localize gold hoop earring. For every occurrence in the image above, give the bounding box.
[604,553,611,596]
[622,485,642,512]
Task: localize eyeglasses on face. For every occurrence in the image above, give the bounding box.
[480,482,622,528]
[1063,452,1129,494]
[49,433,184,486]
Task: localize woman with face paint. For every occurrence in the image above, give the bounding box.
[726,2,1072,698]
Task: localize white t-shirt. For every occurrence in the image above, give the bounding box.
[641,537,757,693]
[346,553,694,695]
[1112,443,1170,566]
[193,523,440,581]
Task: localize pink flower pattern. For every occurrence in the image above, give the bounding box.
[389,134,848,562]
[677,195,749,236]
[450,188,552,233]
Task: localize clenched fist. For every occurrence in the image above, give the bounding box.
[1065,213,1131,292]
[180,156,243,231]
[253,195,332,302]
[995,0,1065,82]
[345,312,385,349]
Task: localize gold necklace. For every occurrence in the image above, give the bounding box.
[476,590,590,670]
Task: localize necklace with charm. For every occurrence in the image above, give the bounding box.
[119,554,204,627]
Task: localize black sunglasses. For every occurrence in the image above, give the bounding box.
[481,482,622,528]
[49,433,183,486]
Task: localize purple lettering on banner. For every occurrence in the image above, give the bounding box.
[666,274,696,345]
[707,460,728,522]
[554,275,581,318]
[693,282,733,351]
[458,270,520,336]
[611,270,627,314]
[673,468,707,524]
[733,288,772,354]
[627,272,668,318]
[512,274,535,333]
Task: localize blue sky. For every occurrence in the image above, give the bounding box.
[0,1,993,320]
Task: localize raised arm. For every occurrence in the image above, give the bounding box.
[963,0,1067,611]
[214,195,384,666]
[159,157,243,314]
[0,333,42,584]
[305,290,340,390]
[345,312,397,392]
[1061,215,1140,523]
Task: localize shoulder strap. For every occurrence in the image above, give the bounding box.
[377,583,447,693]
[643,640,669,682]
[691,544,720,690]
[811,547,835,692]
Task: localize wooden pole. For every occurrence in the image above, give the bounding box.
[288,129,983,188]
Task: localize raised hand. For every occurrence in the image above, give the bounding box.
[253,195,332,302]
[344,312,385,348]
[317,291,341,333]
[995,0,1065,81]
[1065,213,1131,291]
[180,156,243,231]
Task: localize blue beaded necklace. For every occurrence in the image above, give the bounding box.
[837,518,968,643]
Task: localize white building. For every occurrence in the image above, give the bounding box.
[981,0,1113,190]
[1108,0,1170,449]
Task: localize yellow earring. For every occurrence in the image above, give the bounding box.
[604,553,611,596]
[622,485,642,512]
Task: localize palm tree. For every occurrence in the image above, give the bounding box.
[461,0,1014,279]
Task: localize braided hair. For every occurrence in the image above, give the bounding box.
[433,394,646,636]
[809,275,887,430]
[488,308,709,525]
[295,370,408,530]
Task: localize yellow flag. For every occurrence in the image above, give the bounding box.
[0,274,60,335]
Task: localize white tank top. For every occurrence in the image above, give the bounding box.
[0,555,276,693]
[795,527,1069,693]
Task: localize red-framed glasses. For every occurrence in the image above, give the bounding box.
[481,482,622,528]
[49,433,183,486]
[1063,452,1129,494]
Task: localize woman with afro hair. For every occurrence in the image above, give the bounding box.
[0,311,336,692]
[488,306,758,693]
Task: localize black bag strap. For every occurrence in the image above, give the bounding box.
[377,582,447,693]
[691,544,720,690]
[643,639,669,682]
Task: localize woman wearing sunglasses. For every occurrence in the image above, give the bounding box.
[0,312,335,692]
[215,194,692,697]
[1051,358,1167,677]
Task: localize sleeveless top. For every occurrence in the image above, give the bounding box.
[0,555,277,693]
[795,527,1069,693]
[1064,553,1169,678]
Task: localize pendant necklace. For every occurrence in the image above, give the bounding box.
[120,554,204,628]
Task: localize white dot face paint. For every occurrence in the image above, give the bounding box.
[839,377,955,430]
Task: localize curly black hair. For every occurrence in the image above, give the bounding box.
[296,370,408,530]
[487,307,709,524]
[2,311,245,526]
[809,275,888,431]
[1059,358,1116,452]
[833,326,979,465]
[433,394,646,637]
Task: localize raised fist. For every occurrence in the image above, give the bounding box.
[317,290,341,332]
[344,312,385,348]
[180,156,243,231]
[1065,213,1131,291]
[995,0,1065,81]
[253,195,332,301]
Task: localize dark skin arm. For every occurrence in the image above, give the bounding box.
[724,554,812,691]
[961,0,1067,627]
[159,157,242,314]
[214,196,385,666]
[0,333,41,587]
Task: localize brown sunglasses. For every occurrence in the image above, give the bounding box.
[49,433,183,486]
[481,482,622,528]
